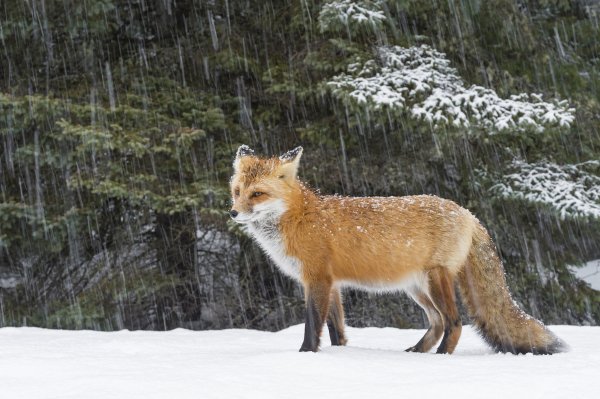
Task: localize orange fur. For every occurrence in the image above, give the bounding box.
[230,146,565,354]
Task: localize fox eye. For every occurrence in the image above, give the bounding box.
[234,188,240,197]
[252,191,263,198]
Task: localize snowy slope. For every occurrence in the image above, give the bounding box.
[571,259,600,291]
[1,325,598,399]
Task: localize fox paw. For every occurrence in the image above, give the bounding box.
[299,345,319,352]
[405,345,424,353]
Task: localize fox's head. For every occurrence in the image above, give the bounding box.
[229,145,303,224]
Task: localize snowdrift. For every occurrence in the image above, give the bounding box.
[1,325,598,398]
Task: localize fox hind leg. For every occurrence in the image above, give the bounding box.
[327,288,347,346]
[405,287,444,353]
[427,267,462,354]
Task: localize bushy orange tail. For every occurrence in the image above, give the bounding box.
[457,224,566,354]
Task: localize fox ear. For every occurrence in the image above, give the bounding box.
[233,145,255,171]
[278,146,303,180]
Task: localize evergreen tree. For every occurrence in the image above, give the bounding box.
[0,0,598,330]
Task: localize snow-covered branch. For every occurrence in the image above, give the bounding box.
[491,160,600,219]
[318,0,386,33]
[327,45,575,133]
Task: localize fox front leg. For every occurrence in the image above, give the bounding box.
[299,280,332,352]
[327,288,347,346]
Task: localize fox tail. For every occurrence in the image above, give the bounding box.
[457,224,566,354]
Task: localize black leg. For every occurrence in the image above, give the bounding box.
[299,295,322,352]
[299,281,331,352]
[326,289,347,346]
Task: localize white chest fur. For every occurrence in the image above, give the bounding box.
[247,221,302,280]
[244,200,302,281]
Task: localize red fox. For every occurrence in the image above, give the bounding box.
[229,145,565,354]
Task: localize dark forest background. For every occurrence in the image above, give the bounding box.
[0,0,598,331]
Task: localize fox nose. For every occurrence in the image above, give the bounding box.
[230,210,238,218]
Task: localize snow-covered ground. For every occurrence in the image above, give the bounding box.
[1,325,598,399]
